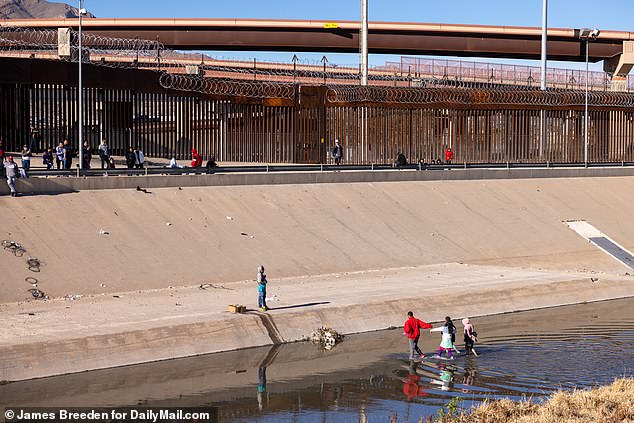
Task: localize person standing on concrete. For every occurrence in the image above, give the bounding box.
[20,144,32,175]
[403,311,432,359]
[82,142,92,169]
[62,139,73,170]
[42,147,54,170]
[4,156,19,197]
[125,146,136,169]
[257,265,269,311]
[98,139,110,169]
[134,145,145,169]
[55,142,65,170]
[332,139,343,165]
[445,147,454,169]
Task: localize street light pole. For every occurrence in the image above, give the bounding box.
[578,28,599,168]
[360,0,368,86]
[584,39,589,167]
[540,0,547,90]
[539,0,548,161]
[360,0,368,163]
[78,0,84,170]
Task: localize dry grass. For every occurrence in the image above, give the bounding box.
[432,378,634,423]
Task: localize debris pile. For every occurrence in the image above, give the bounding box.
[3,239,48,300]
[310,327,343,350]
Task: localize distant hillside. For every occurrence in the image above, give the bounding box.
[0,0,95,19]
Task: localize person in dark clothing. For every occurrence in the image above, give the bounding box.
[42,147,54,170]
[395,152,408,168]
[205,156,218,174]
[332,139,343,165]
[82,142,92,169]
[29,127,39,154]
[63,140,73,170]
[125,147,136,169]
[462,318,478,356]
[0,138,5,177]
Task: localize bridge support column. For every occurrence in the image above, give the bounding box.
[604,41,634,91]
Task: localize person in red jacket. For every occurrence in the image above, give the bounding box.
[403,311,433,359]
[191,148,202,167]
[445,147,454,167]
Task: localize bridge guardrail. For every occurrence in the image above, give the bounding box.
[17,161,634,179]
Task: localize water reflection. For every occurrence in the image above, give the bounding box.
[257,367,267,411]
[401,361,428,401]
[2,299,633,423]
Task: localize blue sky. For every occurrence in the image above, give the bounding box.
[86,0,633,70]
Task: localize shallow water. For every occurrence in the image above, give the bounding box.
[215,299,634,422]
[3,299,633,423]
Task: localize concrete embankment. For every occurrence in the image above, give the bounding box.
[1,172,633,380]
[2,298,630,408]
[0,263,632,381]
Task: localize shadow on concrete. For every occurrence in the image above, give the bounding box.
[269,301,331,311]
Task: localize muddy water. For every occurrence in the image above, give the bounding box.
[2,299,633,423]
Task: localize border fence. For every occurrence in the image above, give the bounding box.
[0,25,633,166]
[2,78,634,165]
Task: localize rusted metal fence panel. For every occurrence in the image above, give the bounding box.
[1,82,633,165]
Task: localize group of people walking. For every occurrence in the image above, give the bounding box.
[404,312,478,360]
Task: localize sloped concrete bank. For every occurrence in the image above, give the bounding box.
[2,173,634,381]
[1,264,631,381]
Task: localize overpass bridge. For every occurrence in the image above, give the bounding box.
[1,17,632,64]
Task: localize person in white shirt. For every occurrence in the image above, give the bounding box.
[430,316,456,359]
[4,156,19,197]
[134,145,145,169]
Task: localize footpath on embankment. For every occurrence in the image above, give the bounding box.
[1,171,633,381]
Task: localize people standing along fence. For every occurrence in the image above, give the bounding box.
[42,147,54,170]
[332,139,343,165]
[134,146,145,169]
[20,144,32,176]
[126,146,136,169]
[55,142,64,170]
[62,140,73,170]
[98,140,110,169]
[4,156,19,197]
[82,142,92,169]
